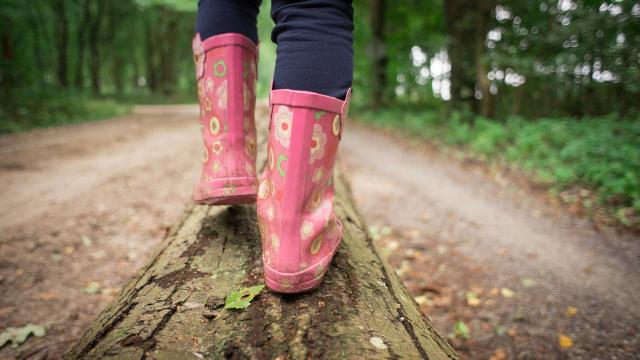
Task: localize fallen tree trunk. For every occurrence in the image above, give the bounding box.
[65,139,457,359]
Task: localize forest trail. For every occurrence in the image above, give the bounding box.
[0,105,638,358]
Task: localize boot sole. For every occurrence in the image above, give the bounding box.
[193,177,258,206]
[262,240,340,294]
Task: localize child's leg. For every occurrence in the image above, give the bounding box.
[192,0,261,205]
[270,0,354,100]
[196,0,261,43]
[257,1,354,293]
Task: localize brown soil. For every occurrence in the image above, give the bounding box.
[0,106,638,359]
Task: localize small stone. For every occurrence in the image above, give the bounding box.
[202,309,221,319]
[370,336,387,350]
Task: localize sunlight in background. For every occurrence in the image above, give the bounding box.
[394,0,632,102]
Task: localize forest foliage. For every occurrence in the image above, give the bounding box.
[1,0,638,223]
[2,0,638,116]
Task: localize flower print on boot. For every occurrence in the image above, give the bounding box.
[192,33,258,205]
[257,88,351,293]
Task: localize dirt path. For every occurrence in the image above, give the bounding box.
[0,106,201,359]
[1,106,638,359]
[341,124,640,359]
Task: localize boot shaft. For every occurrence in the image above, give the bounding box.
[258,88,350,292]
[192,33,259,204]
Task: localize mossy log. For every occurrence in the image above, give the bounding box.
[65,138,457,359]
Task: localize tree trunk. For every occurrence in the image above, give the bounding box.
[27,3,45,75]
[474,6,493,118]
[89,0,104,94]
[1,29,14,98]
[370,0,387,106]
[444,0,495,116]
[144,16,158,93]
[53,0,69,88]
[75,0,91,88]
[159,7,178,95]
[64,124,457,359]
[512,84,523,116]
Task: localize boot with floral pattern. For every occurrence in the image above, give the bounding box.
[257,88,351,293]
[192,33,258,205]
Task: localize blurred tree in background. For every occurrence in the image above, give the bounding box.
[353,0,639,118]
[1,0,196,97]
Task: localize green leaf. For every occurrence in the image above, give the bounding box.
[521,278,537,288]
[0,324,46,349]
[224,285,265,310]
[454,321,470,339]
[494,325,508,336]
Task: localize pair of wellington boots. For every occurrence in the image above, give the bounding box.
[192,33,350,294]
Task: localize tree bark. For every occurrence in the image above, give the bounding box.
[370,0,387,106]
[64,124,457,359]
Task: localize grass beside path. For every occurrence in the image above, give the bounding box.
[1,91,134,134]
[356,107,640,229]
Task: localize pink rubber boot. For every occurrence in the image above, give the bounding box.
[257,88,351,293]
[192,33,258,205]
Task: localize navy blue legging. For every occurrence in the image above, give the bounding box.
[196,0,353,100]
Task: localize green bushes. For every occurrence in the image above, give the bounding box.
[0,91,132,134]
[358,108,640,222]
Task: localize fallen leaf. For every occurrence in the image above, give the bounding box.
[433,295,452,307]
[414,295,431,306]
[500,288,515,298]
[489,347,507,360]
[380,226,393,236]
[224,285,264,310]
[81,235,93,247]
[50,254,63,263]
[465,292,481,307]
[369,226,380,241]
[521,278,536,288]
[484,299,497,306]
[489,288,500,296]
[395,260,411,276]
[454,321,470,339]
[385,240,400,252]
[35,292,58,301]
[64,246,75,255]
[507,327,517,337]
[566,306,578,317]
[494,325,508,336]
[559,333,573,349]
[102,287,120,296]
[90,250,107,259]
[369,336,387,350]
[84,281,101,295]
[0,324,46,349]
